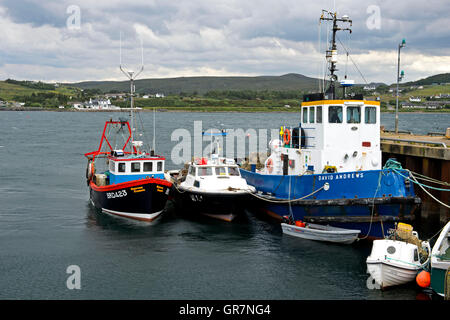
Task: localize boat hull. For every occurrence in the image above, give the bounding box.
[281,223,360,244]
[366,261,420,289]
[240,168,420,239]
[430,221,450,297]
[430,266,449,297]
[171,188,250,222]
[89,178,171,222]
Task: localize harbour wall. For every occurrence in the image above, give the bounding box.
[381,131,450,229]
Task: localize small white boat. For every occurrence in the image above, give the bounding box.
[430,221,450,297]
[366,223,431,289]
[166,138,256,222]
[281,222,361,244]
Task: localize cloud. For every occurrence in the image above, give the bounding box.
[0,0,449,84]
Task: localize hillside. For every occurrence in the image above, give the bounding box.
[0,80,79,101]
[405,73,450,86]
[66,73,323,94]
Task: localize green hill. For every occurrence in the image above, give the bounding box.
[405,73,450,86]
[66,73,323,95]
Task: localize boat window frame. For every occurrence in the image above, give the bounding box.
[131,162,141,173]
[188,165,196,176]
[328,105,343,123]
[228,166,240,176]
[316,106,322,123]
[309,107,315,124]
[215,166,227,176]
[346,106,361,124]
[198,166,213,176]
[302,107,308,123]
[118,162,126,173]
[364,106,377,124]
[143,161,153,172]
[157,161,163,172]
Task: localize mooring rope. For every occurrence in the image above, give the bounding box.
[247,184,326,204]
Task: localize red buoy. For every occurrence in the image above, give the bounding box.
[295,221,305,228]
[416,270,431,288]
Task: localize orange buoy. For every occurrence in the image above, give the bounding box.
[416,270,431,288]
[283,128,291,145]
[295,220,305,228]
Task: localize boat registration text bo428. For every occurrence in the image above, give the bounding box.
[106,190,127,199]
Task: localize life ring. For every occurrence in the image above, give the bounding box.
[86,161,95,180]
[283,129,291,145]
[266,158,273,174]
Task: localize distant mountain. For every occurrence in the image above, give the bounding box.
[66,73,324,94]
[405,73,450,86]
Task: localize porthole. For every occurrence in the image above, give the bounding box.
[387,246,396,254]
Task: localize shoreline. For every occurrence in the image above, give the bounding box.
[1,106,449,114]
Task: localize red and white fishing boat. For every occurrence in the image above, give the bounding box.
[85,119,171,222]
[84,62,171,222]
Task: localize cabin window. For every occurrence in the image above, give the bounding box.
[109,161,115,173]
[365,107,377,124]
[198,167,213,176]
[228,167,240,176]
[346,106,361,123]
[118,162,126,173]
[316,106,322,123]
[302,107,308,123]
[328,106,343,123]
[189,165,196,176]
[157,161,163,172]
[144,162,153,172]
[309,107,315,123]
[215,167,227,176]
[131,162,141,173]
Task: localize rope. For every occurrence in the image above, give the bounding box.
[336,35,369,85]
[383,158,403,170]
[248,184,325,204]
[427,223,450,243]
[410,171,450,187]
[381,158,450,210]
[409,172,450,209]
[360,170,384,240]
[393,169,450,192]
[384,159,450,192]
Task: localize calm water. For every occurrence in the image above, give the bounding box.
[0,111,448,300]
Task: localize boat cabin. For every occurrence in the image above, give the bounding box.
[101,149,165,185]
[268,97,381,176]
[183,157,242,189]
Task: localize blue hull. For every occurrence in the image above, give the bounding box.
[240,169,421,239]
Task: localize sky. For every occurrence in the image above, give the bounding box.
[0,0,449,85]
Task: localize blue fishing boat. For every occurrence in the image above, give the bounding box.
[84,60,172,222]
[240,11,421,239]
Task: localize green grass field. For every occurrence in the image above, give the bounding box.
[0,81,80,101]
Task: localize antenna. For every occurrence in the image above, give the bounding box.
[320,10,352,99]
[119,34,144,149]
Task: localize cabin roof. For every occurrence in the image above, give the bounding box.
[108,155,166,161]
[301,99,380,107]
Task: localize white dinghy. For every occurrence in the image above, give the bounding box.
[281,219,361,244]
[366,223,431,289]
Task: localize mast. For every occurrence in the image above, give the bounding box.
[320,10,352,99]
[119,35,144,152]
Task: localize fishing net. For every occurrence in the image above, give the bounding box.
[389,223,429,261]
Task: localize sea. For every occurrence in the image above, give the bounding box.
[0,110,448,300]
